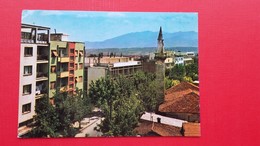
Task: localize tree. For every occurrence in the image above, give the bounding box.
[103,94,143,136]
[27,88,91,138]
[172,80,180,86]
[169,64,186,81]
[183,76,193,83]
[71,89,90,129]
[53,91,76,137]
[29,95,59,137]
[132,71,161,112]
[89,77,119,121]
[185,61,198,81]
[88,71,162,136]
[165,77,173,89]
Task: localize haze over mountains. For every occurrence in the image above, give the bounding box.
[85,31,198,49]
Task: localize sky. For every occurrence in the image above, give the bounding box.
[22,10,198,42]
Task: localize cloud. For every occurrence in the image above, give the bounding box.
[22,10,36,20]
[40,10,65,16]
[107,12,125,18]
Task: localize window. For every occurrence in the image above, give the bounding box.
[79,51,83,56]
[22,103,31,114]
[51,66,56,73]
[75,64,78,70]
[79,63,83,69]
[52,51,58,57]
[50,82,56,89]
[79,76,83,82]
[24,47,33,57]
[23,66,32,76]
[78,51,83,62]
[23,84,31,95]
[75,50,78,56]
[70,56,74,61]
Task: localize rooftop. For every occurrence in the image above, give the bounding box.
[134,120,182,136]
[113,61,141,67]
[140,112,187,127]
[159,92,200,113]
[21,23,50,30]
[164,82,199,102]
[159,82,200,113]
[182,122,200,136]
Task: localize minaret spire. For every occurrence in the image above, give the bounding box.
[158,26,163,40]
[157,26,164,54]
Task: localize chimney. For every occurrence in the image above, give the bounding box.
[157,117,161,123]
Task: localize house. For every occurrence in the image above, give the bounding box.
[175,57,184,65]
[158,82,200,122]
[134,120,182,136]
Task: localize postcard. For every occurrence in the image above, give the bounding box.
[18,10,199,138]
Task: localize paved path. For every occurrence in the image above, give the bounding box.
[140,112,187,127]
[75,117,103,137]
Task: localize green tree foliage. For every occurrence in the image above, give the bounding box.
[172,80,180,86]
[99,94,143,136]
[88,71,161,136]
[53,91,75,137]
[28,89,91,137]
[28,95,59,138]
[166,57,198,82]
[185,61,198,81]
[183,76,193,83]
[169,64,186,81]
[165,77,173,89]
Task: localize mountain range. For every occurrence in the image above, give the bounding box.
[85,31,198,49]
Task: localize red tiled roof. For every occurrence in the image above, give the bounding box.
[134,120,182,136]
[164,82,199,102]
[182,123,200,136]
[159,92,199,113]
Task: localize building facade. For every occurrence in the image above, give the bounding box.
[19,25,85,130]
[85,60,142,91]
[49,34,85,102]
[19,24,50,127]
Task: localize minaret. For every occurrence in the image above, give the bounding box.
[157,26,164,54]
[154,27,167,103]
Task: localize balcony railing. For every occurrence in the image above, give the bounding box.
[21,32,49,44]
[35,89,47,99]
[58,57,69,62]
[36,72,48,81]
[37,55,49,63]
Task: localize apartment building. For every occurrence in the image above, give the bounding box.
[19,24,50,127]
[49,33,85,102]
[19,24,85,130]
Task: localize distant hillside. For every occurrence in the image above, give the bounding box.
[85,31,198,49]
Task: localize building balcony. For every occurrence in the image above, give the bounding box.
[35,89,47,99]
[21,37,49,44]
[59,71,69,78]
[58,57,69,63]
[37,55,49,63]
[36,72,48,81]
[60,85,72,92]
